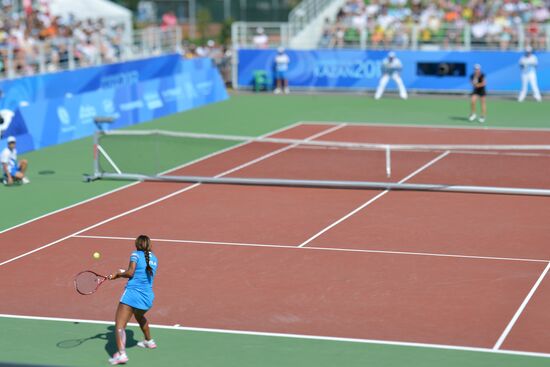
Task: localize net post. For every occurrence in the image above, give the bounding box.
[85,131,102,182]
[385,145,391,178]
[94,131,100,177]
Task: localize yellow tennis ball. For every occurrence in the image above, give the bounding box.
[93,252,101,260]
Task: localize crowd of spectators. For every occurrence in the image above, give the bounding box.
[321,0,550,50]
[0,2,126,77]
[181,39,232,84]
[0,3,232,82]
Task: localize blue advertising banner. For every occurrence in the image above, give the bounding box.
[238,49,550,92]
[1,57,228,153]
[0,54,183,112]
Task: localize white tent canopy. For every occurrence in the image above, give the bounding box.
[48,0,133,42]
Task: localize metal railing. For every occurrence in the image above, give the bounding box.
[231,22,290,48]
[0,27,182,81]
[320,23,550,51]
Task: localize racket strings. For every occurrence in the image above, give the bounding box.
[75,271,103,295]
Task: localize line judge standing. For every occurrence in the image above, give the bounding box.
[518,47,542,102]
[374,51,408,100]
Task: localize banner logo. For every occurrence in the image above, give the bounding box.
[313,60,381,79]
[144,92,163,110]
[79,105,97,125]
[103,99,115,114]
[57,106,71,125]
[196,81,214,96]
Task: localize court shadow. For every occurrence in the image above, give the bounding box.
[56,332,109,349]
[56,326,138,356]
[450,116,470,122]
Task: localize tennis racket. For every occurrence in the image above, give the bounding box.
[74,271,108,295]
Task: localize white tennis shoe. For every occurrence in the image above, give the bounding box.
[109,351,128,365]
[468,114,477,122]
[137,339,157,349]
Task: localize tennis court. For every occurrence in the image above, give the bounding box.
[2,120,550,366]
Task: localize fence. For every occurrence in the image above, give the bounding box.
[232,20,550,51]
[322,24,550,51]
[231,22,290,48]
[0,27,182,81]
[231,0,342,49]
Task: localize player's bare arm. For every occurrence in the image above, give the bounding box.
[3,162,12,184]
[109,262,136,280]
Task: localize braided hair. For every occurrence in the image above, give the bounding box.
[135,235,153,277]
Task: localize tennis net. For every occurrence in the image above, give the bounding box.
[89,129,550,196]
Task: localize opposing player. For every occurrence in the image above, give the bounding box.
[1,136,29,185]
[274,47,290,94]
[469,64,487,123]
[518,47,542,102]
[374,51,408,100]
[108,235,158,365]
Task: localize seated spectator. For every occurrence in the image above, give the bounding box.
[182,42,197,59]
[332,26,345,47]
[319,18,334,48]
[253,27,269,49]
[1,136,29,185]
[161,11,177,31]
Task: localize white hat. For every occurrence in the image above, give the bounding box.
[388,51,396,58]
[277,46,285,53]
[525,46,533,53]
[256,27,264,34]
[7,136,16,143]
[474,63,481,70]
[207,40,215,47]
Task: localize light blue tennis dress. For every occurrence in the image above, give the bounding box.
[120,251,158,311]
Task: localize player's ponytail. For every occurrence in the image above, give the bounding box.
[135,235,153,277]
[144,250,153,277]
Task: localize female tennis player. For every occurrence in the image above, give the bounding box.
[468,64,487,123]
[107,235,158,365]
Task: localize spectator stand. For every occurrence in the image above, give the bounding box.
[0,2,182,81]
[324,0,550,51]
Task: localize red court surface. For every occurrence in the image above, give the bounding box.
[409,153,550,189]
[2,122,550,356]
[309,191,550,260]
[82,184,376,245]
[0,236,544,348]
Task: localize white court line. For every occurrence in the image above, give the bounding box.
[0,121,305,236]
[493,261,550,350]
[300,121,550,132]
[1,123,342,267]
[293,144,550,158]
[73,234,549,264]
[0,185,199,267]
[298,151,450,248]
[215,122,347,177]
[97,145,122,174]
[0,182,141,235]
[0,313,549,360]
